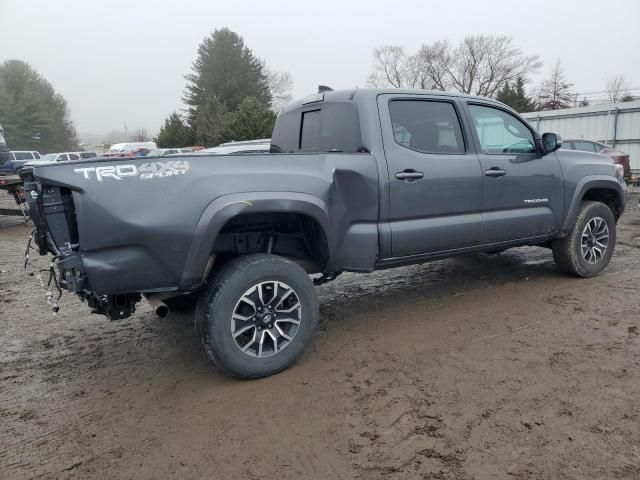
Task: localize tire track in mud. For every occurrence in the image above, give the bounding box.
[343,357,466,479]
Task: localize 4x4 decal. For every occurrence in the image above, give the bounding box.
[74,160,189,182]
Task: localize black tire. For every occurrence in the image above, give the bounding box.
[552,201,616,277]
[164,294,197,312]
[194,254,319,379]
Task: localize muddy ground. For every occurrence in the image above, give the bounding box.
[1,190,639,480]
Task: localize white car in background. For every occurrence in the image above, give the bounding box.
[37,152,82,163]
[104,142,157,157]
[199,139,271,155]
[27,152,98,166]
[146,148,194,157]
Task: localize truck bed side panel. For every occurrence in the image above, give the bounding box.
[30,153,380,294]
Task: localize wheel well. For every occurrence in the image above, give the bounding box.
[211,212,329,273]
[582,188,622,220]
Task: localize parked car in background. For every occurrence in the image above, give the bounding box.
[0,151,42,174]
[146,148,193,157]
[103,142,157,158]
[39,152,82,163]
[199,139,271,155]
[561,140,631,181]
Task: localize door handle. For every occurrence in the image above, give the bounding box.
[395,170,424,181]
[484,167,507,177]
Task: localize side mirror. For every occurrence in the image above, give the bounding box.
[541,132,562,154]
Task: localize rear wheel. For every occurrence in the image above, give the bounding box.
[552,201,616,277]
[194,254,319,378]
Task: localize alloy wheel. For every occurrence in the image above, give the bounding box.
[231,281,302,357]
[581,216,609,264]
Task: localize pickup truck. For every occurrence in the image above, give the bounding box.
[0,151,43,175]
[21,88,627,378]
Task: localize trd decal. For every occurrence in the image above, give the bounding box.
[74,160,189,182]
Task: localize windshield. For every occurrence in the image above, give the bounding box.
[146,149,164,156]
[41,153,58,161]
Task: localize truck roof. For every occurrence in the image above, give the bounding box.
[282,88,508,113]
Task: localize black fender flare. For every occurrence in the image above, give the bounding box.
[179,192,332,289]
[561,176,625,235]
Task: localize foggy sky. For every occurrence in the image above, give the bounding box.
[1,0,639,138]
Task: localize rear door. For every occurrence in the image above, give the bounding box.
[462,102,563,243]
[378,94,484,257]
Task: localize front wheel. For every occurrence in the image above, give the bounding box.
[552,201,616,277]
[194,254,319,378]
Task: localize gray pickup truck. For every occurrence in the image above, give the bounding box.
[21,88,627,378]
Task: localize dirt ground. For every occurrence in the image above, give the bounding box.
[1,190,639,480]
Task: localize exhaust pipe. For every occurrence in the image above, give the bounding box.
[145,294,170,318]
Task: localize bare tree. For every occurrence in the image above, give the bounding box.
[264,67,294,112]
[536,60,573,110]
[366,35,541,97]
[367,45,410,88]
[411,41,451,90]
[132,128,148,142]
[606,75,630,103]
[445,35,541,97]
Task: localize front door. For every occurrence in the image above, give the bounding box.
[463,102,564,244]
[378,94,484,258]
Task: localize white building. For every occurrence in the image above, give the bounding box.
[522,100,640,172]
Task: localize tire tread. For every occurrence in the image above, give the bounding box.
[194,254,317,379]
[552,200,615,277]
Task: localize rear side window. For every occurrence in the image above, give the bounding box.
[271,100,362,153]
[388,100,465,154]
[300,110,321,149]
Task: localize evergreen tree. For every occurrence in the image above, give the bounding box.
[193,95,229,147]
[183,28,271,126]
[496,81,512,103]
[224,97,276,142]
[496,77,535,112]
[154,112,193,147]
[179,28,283,147]
[0,60,78,152]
